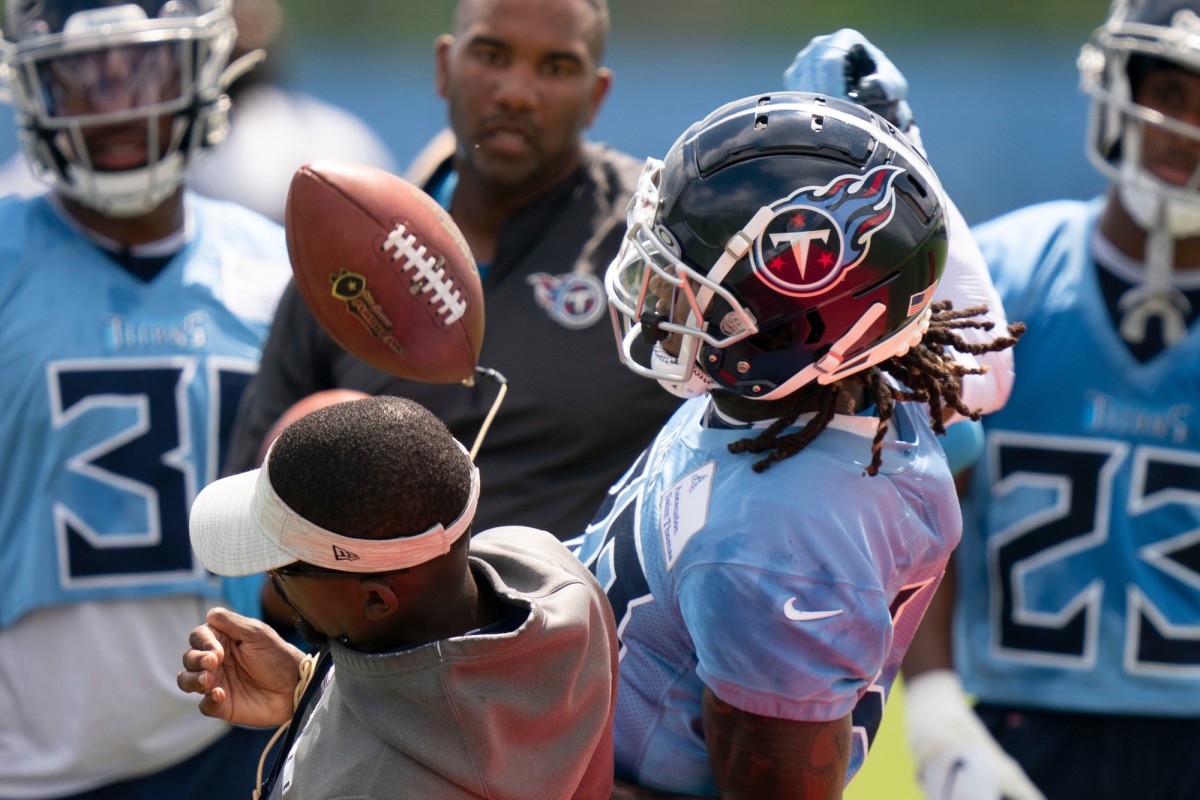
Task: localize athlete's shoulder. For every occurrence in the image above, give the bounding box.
[0,193,31,250]
[0,192,49,240]
[971,197,1100,255]
[188,192,287,254]
[971,197,1101,313]
[186,193,290,325]
[0,194,58,292]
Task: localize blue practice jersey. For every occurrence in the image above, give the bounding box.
[958,198,1200,716]
[0,193,290,628]
[575,396,960,795]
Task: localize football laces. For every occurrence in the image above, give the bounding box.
[382,223,468,325]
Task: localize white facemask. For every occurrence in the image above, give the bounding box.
[1115,117,1200,238]
[1117,170,1200,238]
[651,342,714,399]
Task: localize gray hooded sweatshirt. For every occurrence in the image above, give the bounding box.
[271,527,617,799]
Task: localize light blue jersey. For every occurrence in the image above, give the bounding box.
[958,198,1200,716]
[575,395,960,795]
[0,193,290,628]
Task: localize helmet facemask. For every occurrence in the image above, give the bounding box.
[1079,0,1200,343]
[2,0,239,216]
[607,157,759,398]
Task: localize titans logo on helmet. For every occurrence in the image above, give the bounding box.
[752,165,903,297]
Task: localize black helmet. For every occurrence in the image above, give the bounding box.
[606,91,948,401]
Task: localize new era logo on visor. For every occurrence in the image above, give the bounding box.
[332,545,360,562]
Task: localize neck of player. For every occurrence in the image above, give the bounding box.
[59,189,186,248]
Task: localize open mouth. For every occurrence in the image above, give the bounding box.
[477,121,536,158]
[83,126,154,171]
[483,130,530,155]
[1146,159,1200,187]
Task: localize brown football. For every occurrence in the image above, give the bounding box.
[285,160,484,383]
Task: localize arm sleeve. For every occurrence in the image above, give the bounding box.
[223,280,339,475]
[934,199,1015,419]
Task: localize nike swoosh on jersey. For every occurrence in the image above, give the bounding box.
[783,597,845,621]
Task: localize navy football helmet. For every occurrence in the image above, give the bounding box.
[0,0,242,215]
[606,91,948,401]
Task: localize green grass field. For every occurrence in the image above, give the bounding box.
[845,677,923,800]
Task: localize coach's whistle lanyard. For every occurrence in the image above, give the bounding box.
[254,648,333,800]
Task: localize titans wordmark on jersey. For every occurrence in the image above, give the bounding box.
[0,194,289,627]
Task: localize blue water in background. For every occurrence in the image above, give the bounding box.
[0,32,1105,226]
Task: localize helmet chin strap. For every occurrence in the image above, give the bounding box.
[1116,192,1192,346]
[1113,118,1193,345]
[61,151,187,217]
[652,342,714,399]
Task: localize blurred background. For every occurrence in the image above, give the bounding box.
[0,0,1109,225]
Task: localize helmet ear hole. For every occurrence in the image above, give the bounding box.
[803,310,825,345]
[746,325,794,353]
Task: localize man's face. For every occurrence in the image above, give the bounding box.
[1134,64,1200,188]
[268,571,349,649]
[434,0,611,195]
[38,42,182,171]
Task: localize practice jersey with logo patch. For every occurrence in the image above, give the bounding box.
[957,198,1200,716]
[575,395,959,795]
[0,193,290,627]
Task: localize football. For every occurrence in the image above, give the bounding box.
[284,160,484,383]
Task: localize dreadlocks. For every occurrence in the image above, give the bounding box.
[727,301,1025,475]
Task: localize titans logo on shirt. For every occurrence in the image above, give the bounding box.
[527,271,607,330]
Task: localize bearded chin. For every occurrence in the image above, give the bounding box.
[293,615,330,650]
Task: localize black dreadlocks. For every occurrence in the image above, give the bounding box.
[726,301,1025,475]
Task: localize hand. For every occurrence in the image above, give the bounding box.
[177,606,305,728]
[905,670,1045,800]
[783,28,914,132]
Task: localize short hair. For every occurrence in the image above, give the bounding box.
[267,396,474,541]
[452,0,610,61]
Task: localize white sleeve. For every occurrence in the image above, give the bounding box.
[934,196,1015,419]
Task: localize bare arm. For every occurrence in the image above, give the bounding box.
[702,685,849,800]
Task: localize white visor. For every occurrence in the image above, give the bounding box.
[190,445,481,577]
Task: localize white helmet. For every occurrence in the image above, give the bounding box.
[1079,0,1200,237]
[0,0,241,216]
